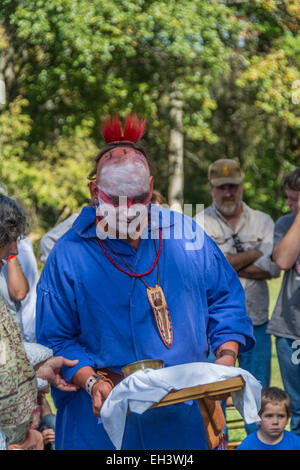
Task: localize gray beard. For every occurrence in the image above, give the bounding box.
[216,201,240,216]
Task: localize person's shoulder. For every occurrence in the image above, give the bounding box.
[273,214,294,239]
[245,204,274,224]
[194,205,222,236]
[236,431,259,450]
[50,223,80,250]
[275,213,294,227]
[40,211,81,255]
[283,430,300,449]
[201,204,215,219]
[18,236,34,251]
[154,205,209,254]
[194,204,213,217]
[41,223,83,273]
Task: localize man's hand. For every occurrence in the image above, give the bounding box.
[214,355,236,368]
[41,428,55,446]
[91,379,113,417]
[237,263,271,280]
[36,356,79,392]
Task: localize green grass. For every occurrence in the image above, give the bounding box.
[46,391,56,415]
[268,273,284,389]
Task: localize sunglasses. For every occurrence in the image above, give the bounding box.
[98,188,152,208]
[232,234,244,253]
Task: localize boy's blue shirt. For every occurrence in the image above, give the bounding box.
[237,430,300,450]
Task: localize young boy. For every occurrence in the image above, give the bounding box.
[237,387,300,450]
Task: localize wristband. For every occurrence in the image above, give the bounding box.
[85,374,102,396]
[96,370,114,388]
[7,255,16,262]
[217,349,237,361]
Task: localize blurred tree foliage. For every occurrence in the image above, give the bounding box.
[0,0,299,236]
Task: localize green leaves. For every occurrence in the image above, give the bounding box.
[0,0,299,234]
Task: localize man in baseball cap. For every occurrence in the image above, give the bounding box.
[208,159,244,219]
[208,159,243,187]
[196,158,280,436]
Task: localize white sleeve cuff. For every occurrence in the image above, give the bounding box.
[24,342,53,367]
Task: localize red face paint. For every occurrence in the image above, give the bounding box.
[98,188,152,208]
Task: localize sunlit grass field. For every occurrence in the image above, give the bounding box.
[46,275,285,446]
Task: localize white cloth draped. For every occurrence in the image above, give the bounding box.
[100,362,262,450]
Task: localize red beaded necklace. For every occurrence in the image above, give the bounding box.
[96,229,173,349]
[97,229,162,278]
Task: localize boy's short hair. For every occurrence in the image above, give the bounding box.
[259,387,291,417]
[283,168,300,192]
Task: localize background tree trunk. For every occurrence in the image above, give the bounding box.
[168,89,184,212]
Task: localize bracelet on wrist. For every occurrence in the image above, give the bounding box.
[85,373,114,397]
[85,374,102,396]
[96,370,114,388]
[216,349,237,361]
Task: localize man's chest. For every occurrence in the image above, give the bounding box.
[203,215,264,254]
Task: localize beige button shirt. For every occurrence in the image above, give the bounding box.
[195,202,280,326]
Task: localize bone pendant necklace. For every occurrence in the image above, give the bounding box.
[97,230,173,349]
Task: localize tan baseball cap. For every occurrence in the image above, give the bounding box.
[208,159,243,187]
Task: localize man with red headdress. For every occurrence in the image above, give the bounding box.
[36,114,255,450]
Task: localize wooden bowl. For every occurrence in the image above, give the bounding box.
[122,359,164,377]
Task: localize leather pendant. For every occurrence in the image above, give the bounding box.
[147,285,173,348]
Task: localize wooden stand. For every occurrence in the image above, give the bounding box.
[151,376,244,408]
[151,376,245,450]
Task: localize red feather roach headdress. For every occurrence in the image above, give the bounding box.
[101,113,146,144]
[88,113,149,180]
